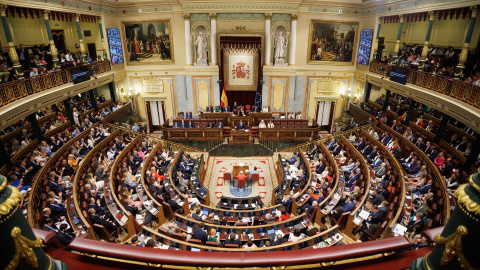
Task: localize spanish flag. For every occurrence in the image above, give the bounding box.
[221,87,228,108]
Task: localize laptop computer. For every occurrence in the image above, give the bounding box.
[203,208,209,216]
[267,229,276,241]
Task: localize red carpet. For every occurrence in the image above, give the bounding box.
[47,246,432,270]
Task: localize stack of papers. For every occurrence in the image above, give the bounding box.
[359,210,370,219]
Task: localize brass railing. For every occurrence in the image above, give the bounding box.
[369,61,480,110]
[0,61,111,108]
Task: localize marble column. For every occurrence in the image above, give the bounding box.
[264,13,271,66]
[455,5,478,79]
[75,14,87,64]
[288,14,297,66]
[0,5,23,79]
[392,14,404,63]
[373,20,381,60]
[210,13,217,65]
[184,14,193,66]
[98,17,108,60]
[419,11,435,70]
[44,10,60,70]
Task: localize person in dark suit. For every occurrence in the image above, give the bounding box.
[57,223,79,246]
[381,132,391,145]
[271,234,288,246]
[187,121,194,128]
[47,198,66,217]
[366,146,378,161]
[225,232,242,247]
[207,122,213,128]
[237,120,246,130]
[192,209,203,221]
[340,196,355,212]
[185,111,193,119]
[370,205,386,222]
[416,138,426,152]
[179,120,186,128]
[372,189,385,206]
[327,138,336,150]
[232,102,238,111]
[42,218,58,233]
[223,106,230,112]
[404,212,424,232]
[217,121,224,128]
[16,44,30,70]
[332,143,341,155]
[455,137,468,153]
[166,194,183,214]
[346,168,361,188]
[193,222,208,245]
[88,208,117,234]
[205,106,213,113]
[359,217,381,242]
[361,144,372,156]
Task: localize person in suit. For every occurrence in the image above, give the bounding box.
[166,194,183,214]
[428,146,438,160]
[187,120,194,128]
[205,106,213,113]
[412,179,433,196]
[250,166,259,181]
[326,138,336,150]
[271,234,288,246]
[372,189,385,206]
[381,132,391,145]
[207,122,214,128]
[361,144,372,156]
[47,198,66,217]
[185,111,193,119]
[179,120,186,128]
[340,196,355,212]
[88,208,117,234]
[455,137,468,153]
[42,218,58,233]
[370,205,386,222]
[406,160,422,175]
[416,138,426,151]
[193,222,208,245]
[192,209,203,221]
[374,163,387,178]
[57,223,79,246]
[237,120,246,130]
[223,106,230,112]
[332,143,341,155]
[308,145,318,159]
[404,212,424,232]
[346,168,361,188]
[232,102,238,111]
[225,232,242,247]
[359,217,381,242]
[366,146,378,162]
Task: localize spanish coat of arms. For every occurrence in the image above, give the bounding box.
[231,61,250,79]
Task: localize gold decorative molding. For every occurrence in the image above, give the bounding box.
[76,13,81,22]
[0,184,21,217]
[6,227,43,270]
[44,10,50,20]
[434,226,474,270]
[292,14,298,20]
[471,5,478,18]
[209,13,216,20]
[265,13,272,20]
[399,14,404,23]
[98,16,102,24]
[428,11,435,21]
[0,4,7,17]
[455,183,480,222]
[233,26,247,32]
[184,14,190,20]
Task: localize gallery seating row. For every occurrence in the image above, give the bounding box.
[259,118,310,129]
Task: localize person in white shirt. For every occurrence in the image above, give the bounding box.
[288,229,304,242]
[262,106,269,113]
[295,112,302,119]
[267,120,274,128]
[30,68,39,77]
[65,52,74,62]
[258,120,266,128]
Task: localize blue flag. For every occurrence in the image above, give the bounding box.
[254,83,262,111]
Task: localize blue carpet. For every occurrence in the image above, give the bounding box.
[229,185,253,197]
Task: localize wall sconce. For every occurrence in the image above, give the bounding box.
[348,93,352,97]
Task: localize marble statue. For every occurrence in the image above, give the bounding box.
[195,32,208,62]
[274,31,288,65]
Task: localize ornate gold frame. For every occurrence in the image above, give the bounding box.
[307,20,359,66]
[122,19,175,65]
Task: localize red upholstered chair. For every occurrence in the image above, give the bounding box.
[251,173,259,183]
[188,239,203,246]
[245,105,252,113]
[237,178,246,191]
[206,241,219,247]
[93,224,115,241]
[224,172,232,186]
[225,243,240,248]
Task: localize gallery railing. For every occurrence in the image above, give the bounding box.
[0,60,111,108]
[369,61,480,110]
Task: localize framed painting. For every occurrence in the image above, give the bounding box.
[308,20,359,65]
[122,19,174,65]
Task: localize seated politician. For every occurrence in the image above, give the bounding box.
[237,120,246,130]
[217,121,224,128]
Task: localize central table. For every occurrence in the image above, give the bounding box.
[230,129,252,145]
[232,165,250,179]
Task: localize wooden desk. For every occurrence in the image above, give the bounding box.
[233,165,250,179]
[230,129,252,145]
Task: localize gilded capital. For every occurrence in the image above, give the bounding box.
[265,13,272,20]
[428,11,435,21]
[292,14,298,20]
[98,16,102,24]
[75,13,81,22]
[209,13,216,20]
[44,10,50,20]
[0,4,7,17]
[184,13,190,20]
[399,14,404,23]
[471,5,478,18]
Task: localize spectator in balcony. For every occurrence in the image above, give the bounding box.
[0,59,11,83]
[29,68,39,77]
[455,136,468,153]
[267,120,274,128]
[16,44,29,70]
[65,52,74,62]
[258,120,266,128]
